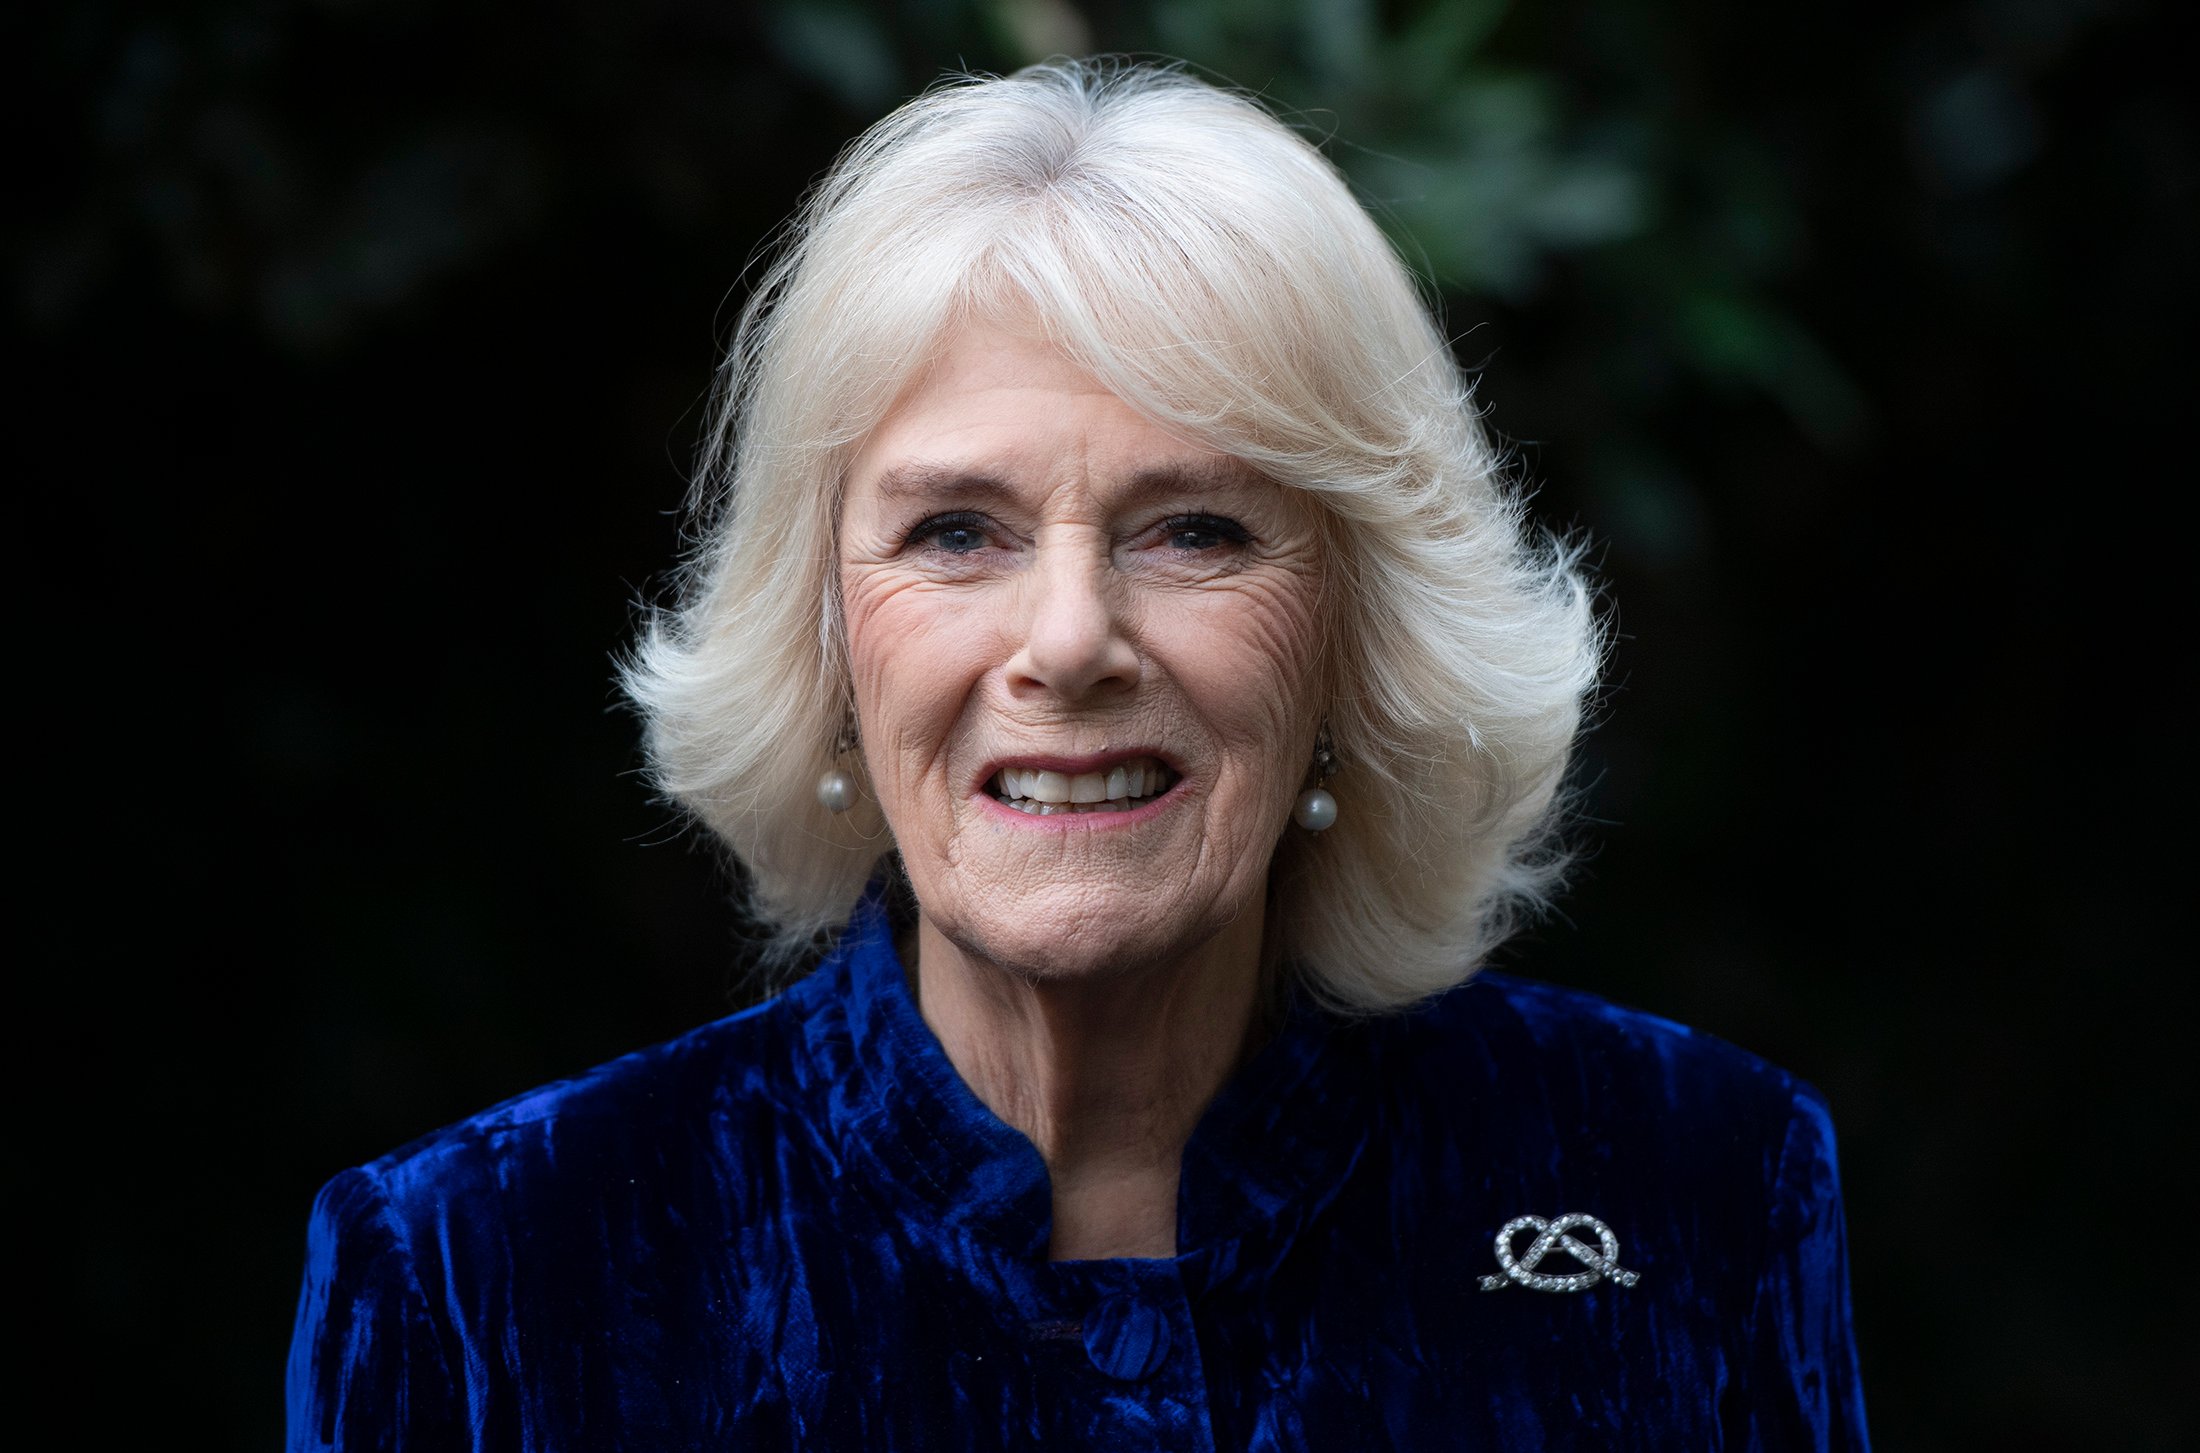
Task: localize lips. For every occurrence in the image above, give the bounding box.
[974,750,1184,817]
[989,756,1177,814]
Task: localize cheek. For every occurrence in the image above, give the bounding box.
[839,570,909,704]
[1167,574,1325,760]
[840,570,987,775]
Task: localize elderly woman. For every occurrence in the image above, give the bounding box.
[288,60,1868,1450]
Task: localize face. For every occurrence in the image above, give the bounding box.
[837,319,1329,982]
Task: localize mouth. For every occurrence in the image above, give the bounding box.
[980,754,1182,816]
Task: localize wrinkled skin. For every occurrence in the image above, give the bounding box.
[837,318,1329,989]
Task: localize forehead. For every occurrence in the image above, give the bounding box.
[843,320,1269,507]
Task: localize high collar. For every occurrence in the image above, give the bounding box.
[788,877,1381,1289]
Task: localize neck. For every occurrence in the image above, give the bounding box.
[904,893,1275,1262]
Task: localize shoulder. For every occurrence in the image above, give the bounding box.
[1484,969,1823,1099]
[1367,969,1839,1251]
[1339,974,1870,1444]
[327,981,823,1253]
[1392,967,1829,1126]
[292,981,842,1441]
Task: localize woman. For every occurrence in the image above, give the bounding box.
[289,60,1869,1449]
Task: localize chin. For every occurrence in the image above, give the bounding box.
[928,878,1217,983]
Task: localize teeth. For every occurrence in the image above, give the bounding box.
[988,756,1175,809]
[997,797,1145,816]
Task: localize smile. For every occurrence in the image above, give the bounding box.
[984,755,1181,816]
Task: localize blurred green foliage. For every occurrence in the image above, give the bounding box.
[662,0,1874,584]
[31,1,1873,454]
[759,0,1873,469]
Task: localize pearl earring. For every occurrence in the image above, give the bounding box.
[817,720,858,814]
[1293,724,1338,832]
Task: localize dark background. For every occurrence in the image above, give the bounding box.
[25,0,2191,1446]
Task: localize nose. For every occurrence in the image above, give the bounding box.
[1005,534,1141,704]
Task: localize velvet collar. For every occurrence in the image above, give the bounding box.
[788,877,1381,1291]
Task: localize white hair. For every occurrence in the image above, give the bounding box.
[620,58,1603,1018]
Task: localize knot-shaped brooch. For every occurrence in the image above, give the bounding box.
[1479,1212,1640,1293]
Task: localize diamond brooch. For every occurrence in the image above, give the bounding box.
[1479,1212,1641,1293]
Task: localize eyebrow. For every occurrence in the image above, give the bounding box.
[867,461,1017,506]
[866,455,1265,508]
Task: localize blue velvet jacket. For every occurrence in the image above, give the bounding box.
[288,882,1870,1450]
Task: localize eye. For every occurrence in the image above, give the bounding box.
[1158,513,1251,552]
[907,511,993,555]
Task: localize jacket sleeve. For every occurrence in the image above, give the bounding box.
[286,1165,469,1452]
[1733,1085,1873,1452]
